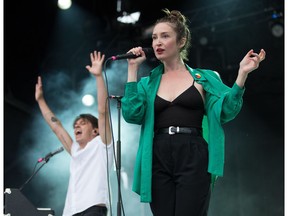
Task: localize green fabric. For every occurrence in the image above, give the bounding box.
[121,63,245,202]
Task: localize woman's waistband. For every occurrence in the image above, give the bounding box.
[155,126,202,136]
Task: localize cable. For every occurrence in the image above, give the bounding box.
[103,59,114,216]
[19,160,46,191]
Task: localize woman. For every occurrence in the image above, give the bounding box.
[121,9,266,216]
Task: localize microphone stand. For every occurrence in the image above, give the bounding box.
[19,147,63,191]
[115,97,122,216]
[19,161,48,191]
[108,95,124,216]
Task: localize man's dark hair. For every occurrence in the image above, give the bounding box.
[73,114,98,129]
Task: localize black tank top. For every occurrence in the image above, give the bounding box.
[154,80,204,131]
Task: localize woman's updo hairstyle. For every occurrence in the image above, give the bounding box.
[155,8,191,61]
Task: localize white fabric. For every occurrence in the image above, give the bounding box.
[62,136,113,216]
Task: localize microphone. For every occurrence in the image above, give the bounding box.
[109,48,155,61]
[38,146,64,163]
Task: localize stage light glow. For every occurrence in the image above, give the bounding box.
[271,22,284,38]
[117,11,141,24]
[82,94,95,107]
[58,0,72,10]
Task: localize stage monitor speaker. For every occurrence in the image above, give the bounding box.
[4,188,55,216]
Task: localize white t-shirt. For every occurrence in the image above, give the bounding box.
[62,136,113,216]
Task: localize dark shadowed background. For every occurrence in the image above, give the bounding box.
[4,0,284,215]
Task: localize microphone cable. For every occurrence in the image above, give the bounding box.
[19,160,40,191]
[19,149,57,191]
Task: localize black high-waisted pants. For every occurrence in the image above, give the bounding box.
[72,205,107,216]
[150,133,211,216]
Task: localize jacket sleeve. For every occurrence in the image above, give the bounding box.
[121,81,147,125]
[220,83,245,124]
[202,70,245,124]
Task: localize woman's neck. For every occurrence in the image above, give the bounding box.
[163,59,186,74]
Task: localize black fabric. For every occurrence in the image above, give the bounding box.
[72,205,107,216]
[150,133,211,216]
[154,82,204,131]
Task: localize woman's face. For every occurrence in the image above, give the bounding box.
[152,22,180,61]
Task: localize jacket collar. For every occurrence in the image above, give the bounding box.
[186,65,207,82]
[148,63,209,83]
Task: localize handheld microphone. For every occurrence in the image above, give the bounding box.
[109,48,155,61]
[38,146,64,163]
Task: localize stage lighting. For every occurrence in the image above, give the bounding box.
[117,11,141,24]
[270,21,284,38]
[269,11,284,38]
[199,36,208,46]
[82,94,95,107]
[58,0,72,10]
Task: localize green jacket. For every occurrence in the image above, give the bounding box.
[122,63,245,202]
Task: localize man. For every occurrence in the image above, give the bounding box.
[35,51,113,216]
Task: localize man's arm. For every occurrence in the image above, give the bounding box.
[86,51,112,144]
[35,76,73,154]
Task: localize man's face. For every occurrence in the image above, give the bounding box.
[73,118,95,145]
